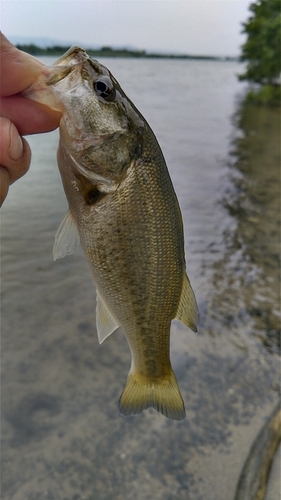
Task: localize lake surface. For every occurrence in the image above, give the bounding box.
[1,58,280,500]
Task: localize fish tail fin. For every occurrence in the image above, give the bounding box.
[119,369,186,421]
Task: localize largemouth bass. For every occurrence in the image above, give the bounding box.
[25,47,198,420]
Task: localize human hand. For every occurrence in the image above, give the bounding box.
[0,33,62,206]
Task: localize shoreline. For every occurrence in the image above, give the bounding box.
[16,43,238,61]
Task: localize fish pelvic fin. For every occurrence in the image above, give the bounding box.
[119,369,186,421]
[175,272,198,333]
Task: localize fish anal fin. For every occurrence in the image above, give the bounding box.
[119,369,186,421]
[175,272,198,333]
[53,210,80,261]
[96,291,119,344]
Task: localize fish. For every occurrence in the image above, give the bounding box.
[25,47,198,420]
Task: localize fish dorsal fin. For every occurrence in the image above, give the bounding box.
[53,209,80,261]
[96,291,120,344]
[175,272,198,333]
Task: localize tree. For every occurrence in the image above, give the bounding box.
[239,0,281,85]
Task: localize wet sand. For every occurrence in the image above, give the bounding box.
[1,73,280,500]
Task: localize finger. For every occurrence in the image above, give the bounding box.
[0,117,31,185]
[0,95,61,135]
[0,33,43,96]
[0,166,9,206]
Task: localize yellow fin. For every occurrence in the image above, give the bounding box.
[96,291,119,344]
[119,370,186,421]
[175,272,198,332]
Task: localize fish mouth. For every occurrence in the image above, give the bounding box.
[23,47,108,112]
[22,47,89,110]
[44,46,89,86]
[45,46,101,86]
[53,46,89,67]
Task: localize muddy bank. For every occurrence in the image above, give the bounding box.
[201,103,280,354]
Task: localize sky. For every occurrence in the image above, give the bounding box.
[1,0,252,57]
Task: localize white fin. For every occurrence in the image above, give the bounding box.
[175,272,198,332]
[96,291,119,344]
[53,210,80,261]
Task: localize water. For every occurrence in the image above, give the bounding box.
[1,58,280,500]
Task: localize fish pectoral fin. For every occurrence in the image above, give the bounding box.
[53,209,80,261]
[175,272,198,333]
[96,291,120,344]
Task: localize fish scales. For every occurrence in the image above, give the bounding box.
[60,129,183,373]
[25,47,198,420]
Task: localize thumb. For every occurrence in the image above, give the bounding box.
[0,117,31,206]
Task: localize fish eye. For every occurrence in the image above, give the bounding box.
[94,77,116,102]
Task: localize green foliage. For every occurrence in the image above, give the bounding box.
[16,44,71,55]
[245,84,281,105]
[239,0,281,84]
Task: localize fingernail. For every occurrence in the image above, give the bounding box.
[9,123,24,160]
